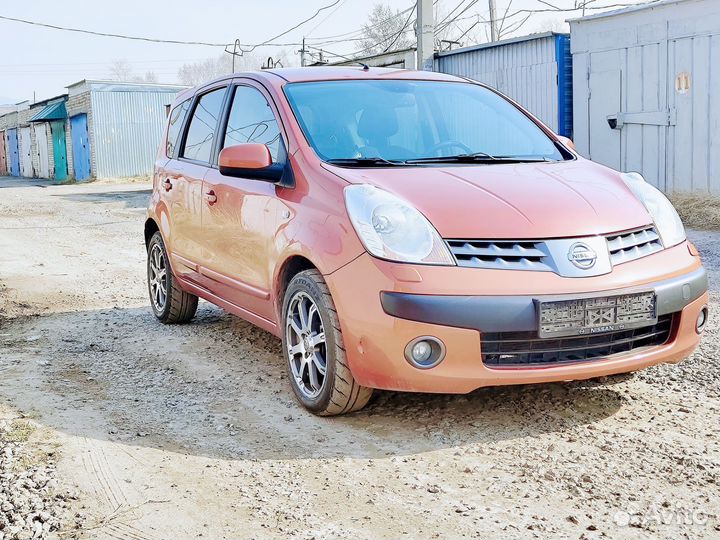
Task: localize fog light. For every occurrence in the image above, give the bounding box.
[404,336,446,369]
[411,341,432,363]
[696,307,708,334]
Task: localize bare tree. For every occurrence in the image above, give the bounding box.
[108,59,134,81]
[141,71,159,84]
[357,3,414,56]
[177,53,263,86]
[107,59,159,83]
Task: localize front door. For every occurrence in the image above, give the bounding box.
[50,121,68,181]
[201,83,285,322]
[70,114,91,181]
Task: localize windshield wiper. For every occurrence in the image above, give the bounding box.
[325,157,409,167]
[405,153,551,164]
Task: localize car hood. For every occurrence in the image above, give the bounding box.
[323,159,652,239]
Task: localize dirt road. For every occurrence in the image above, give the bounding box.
[0,176,718,539]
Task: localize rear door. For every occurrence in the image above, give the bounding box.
[163,84,228,282]
[200,81,285,321]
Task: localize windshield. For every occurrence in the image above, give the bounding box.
[284,79,565,163]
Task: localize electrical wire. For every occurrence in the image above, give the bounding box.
[307,4,415,41]
[0,14,228,47]
[0,1,343,51]
[381,6,417,53]
[240,0,343,53]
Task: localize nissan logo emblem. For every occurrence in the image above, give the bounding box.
[568,242,597,269]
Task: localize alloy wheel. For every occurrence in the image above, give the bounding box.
[149,243,168,312]
[286,291,327,399]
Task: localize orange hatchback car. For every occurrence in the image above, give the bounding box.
[145,67,707,415]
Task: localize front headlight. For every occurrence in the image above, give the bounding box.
[620,172,685,248]
[344,184,455,265]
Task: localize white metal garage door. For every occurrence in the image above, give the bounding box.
[33,124,50,178]
[19,126,33,178]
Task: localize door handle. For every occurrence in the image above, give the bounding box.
[205,190,217,205]
[163,178,172,192]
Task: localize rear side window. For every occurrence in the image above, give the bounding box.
[166,99,191,158]
[181,87,226,164]
[223,86,281,162]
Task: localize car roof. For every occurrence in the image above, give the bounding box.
[175,67,468,102]
[260,66,466,83]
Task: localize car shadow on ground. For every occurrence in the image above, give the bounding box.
[0,303,625,461]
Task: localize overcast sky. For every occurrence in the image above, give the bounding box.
[0,0,645,104]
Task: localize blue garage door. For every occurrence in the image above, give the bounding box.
[7,129,20,177]
[70,114,91,181]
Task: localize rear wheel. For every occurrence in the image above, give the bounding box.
[282,269,373,416]
[147,231,198,324]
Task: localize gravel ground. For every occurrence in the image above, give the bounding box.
[0,175,718,539]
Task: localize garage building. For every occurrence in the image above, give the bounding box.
[570,0,720,194]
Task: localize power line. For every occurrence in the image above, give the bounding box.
[0,14,228,47]
[305,0,348,36]
[0,2,344,51]
[307,4,415,41]
[436,0,482,33]
[382,5,417,53]
[240,0,343,53]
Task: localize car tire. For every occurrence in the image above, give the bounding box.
[282,269,373,416]
[147,231,198,324]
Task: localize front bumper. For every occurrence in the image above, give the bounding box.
[325,242,707,393]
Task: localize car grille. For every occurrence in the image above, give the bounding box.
[446,226,663,271]
[606,226,663,265]
[445,239,552,271]
[481,314,673,368]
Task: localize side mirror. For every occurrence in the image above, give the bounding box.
[557,136,575,150]
[218,143,282,182]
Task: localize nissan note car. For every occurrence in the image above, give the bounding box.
[145,67,708,416]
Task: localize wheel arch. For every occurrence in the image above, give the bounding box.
[144,217,160,248]
[274,254,318,319]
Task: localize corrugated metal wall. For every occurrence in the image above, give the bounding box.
[91,90,179,178]
[435,34,563,133]
[571,0,720,194]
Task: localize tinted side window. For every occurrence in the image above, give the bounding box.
[223,86,281,162]
[166,99,191,157]
[182,87,226,163]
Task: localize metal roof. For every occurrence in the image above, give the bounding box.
[435,32,568,58]
[29,100,67,122]
[567,0,688,22]
[66,79,188,93]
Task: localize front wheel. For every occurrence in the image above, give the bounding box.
[147,231,198,324]
[282,270,373,416]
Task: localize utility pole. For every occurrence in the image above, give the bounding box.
[416,0,434,71]
[488,0,498,41]
[299,37,307,67]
